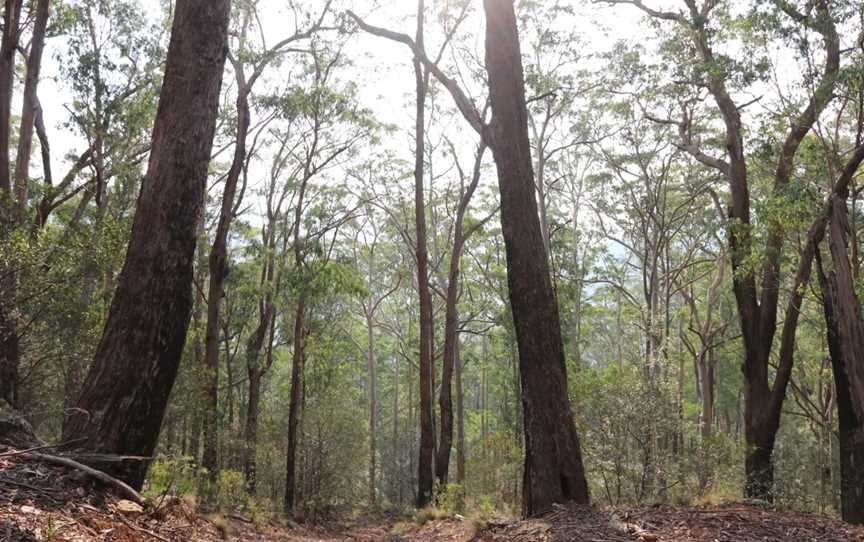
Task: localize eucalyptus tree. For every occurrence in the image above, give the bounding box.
[608,0,848,501]
[282,45,377,512]
[348,0,475,506]
[0,0,45,407]
[48,0,162,407]
[812,62,864,522]
[201,0,333,492]
[350,0,593,515]
[435,142,495,488]
[61,0,231,489]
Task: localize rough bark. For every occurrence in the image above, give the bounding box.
[455,339,465,485]
[482,0,589,516]
[283,296,306,513]
[413,0,435,509]
[60,0,231,490]
[0,0,23,409]
[814,144,864,524]
[816,235,864,525]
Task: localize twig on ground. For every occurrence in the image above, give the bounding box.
[0,438,87,458]
[116,513,171,542]
[23,452,145,505]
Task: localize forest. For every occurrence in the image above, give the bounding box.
[1,0,864,541]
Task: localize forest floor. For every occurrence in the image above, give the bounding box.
[2,453,864,542]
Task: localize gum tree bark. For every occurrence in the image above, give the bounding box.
[412,0,436,508]
[349,0,591,516]
[61,0,231,489]
[612,0,840,501]
[0,0,23,408]
[483,0,589,514]
[814,143,864,525]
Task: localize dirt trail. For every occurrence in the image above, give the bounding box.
[3,454,864,541]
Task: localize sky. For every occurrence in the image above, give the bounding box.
[33,0,647,196]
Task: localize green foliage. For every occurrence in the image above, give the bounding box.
[145,455,201,500]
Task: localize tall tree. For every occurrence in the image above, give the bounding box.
[611,0,841,500]
[201,0,332,493]
[13,0,49,212]
[61,0,231,489]
[350,0,591,516]
[435,142,491,487]
[0,0,27,407]
[411,0,436,508]
[482,0,590,514]
[815,142,864,524]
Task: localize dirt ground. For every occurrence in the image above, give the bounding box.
[3,453,864,542]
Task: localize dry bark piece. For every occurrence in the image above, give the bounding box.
[116,500,144,516]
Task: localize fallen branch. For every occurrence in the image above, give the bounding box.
[0,438,87,458]
[0,477,59,496]
[23,452,145,505]
[116,513,170,542]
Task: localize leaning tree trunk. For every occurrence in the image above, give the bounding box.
[816,196,864,525]
[482,0,589,516]
[61,0,231,490]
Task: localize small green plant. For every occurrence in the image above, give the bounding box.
[216,469,248,511]
[145,454,198,500]
[43,517,59,541]
[434,482,466,514]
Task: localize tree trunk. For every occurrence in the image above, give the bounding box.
[61,0,230,490]
[482,0,589,516]
[284,296,306,513]
[244,363,262,492]
[0,0,21,196]
[189,219,207,464]
[367,312,377,506]
[392,352,400,503]
[455,339,465,486]
[0,0,23,409]
[816,198,864,525]
[436,145,485,489]
[243,295,276,494]
[202,87,251,489]
[413,0,435,509]
[13,0,49,210]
